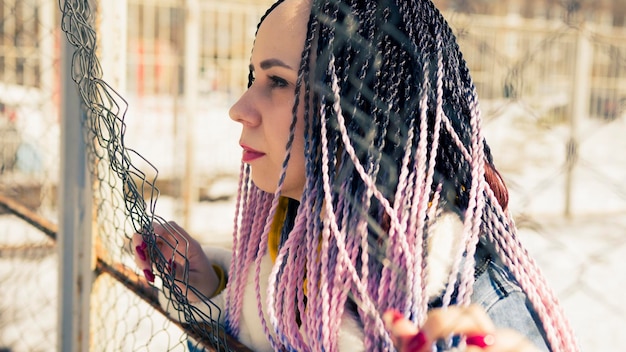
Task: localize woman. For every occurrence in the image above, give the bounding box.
[134,0,579,350]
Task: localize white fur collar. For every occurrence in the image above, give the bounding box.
[424,211,465,300]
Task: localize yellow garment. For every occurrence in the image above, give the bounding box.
[268,197,309,295]
[268,197,291,262]
[211,197,290,298]
[211,264,228,297]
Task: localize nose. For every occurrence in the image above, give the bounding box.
[229,90,260,127]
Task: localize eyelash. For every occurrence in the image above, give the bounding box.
[249,72,289,89]
[269,75,288,88]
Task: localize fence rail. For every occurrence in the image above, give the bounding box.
[1,0,625,351]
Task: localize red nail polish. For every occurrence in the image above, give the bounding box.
[389,310,405,324]
[466,333,496,348]
[143,269,155,283]
[167,259,177,272]
[135,245,147,261]
[404,331,428,352]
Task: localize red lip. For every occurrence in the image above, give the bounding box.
[240,144,265,163]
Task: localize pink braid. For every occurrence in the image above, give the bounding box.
[482,199,579,351]
[454,84,488,307]
[322,58,392,340]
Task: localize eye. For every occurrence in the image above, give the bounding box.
[269,75,289,88]
[248,70,256,86]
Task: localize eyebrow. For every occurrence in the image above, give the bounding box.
[249,58,294,71]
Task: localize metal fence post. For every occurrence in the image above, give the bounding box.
[58,14,94,352]
[182,0,200,229]
[566,25,592,217]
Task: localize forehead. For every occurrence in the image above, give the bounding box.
[252,0,311,66]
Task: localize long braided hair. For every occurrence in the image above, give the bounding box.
[223,0,578,350]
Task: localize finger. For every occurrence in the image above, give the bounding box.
[130,236,155,283]
[132,221,188,283]
[383,310,419,341]
[131,233,151,268]
[152,221,197,262]
[472,329,540,352]
[420,305,495,341]
[464,333,496,351]
[383,310,434,352]
[151,221,214,288]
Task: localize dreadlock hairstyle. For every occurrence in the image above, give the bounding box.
[223,0,579,350]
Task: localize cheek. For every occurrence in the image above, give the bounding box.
[284,108,307,172]
[292,104,307,155]
[277,98,306,149]
[291,115,307,175]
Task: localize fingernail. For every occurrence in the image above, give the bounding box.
[143,269,155,283]
[167,259,177,272]
[390,310,404,324]
[404,331,428,352]
[135,245,147,261]
[383,309,405,328]
[466,333,496,348]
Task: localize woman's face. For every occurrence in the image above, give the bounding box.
[229,0,311,200]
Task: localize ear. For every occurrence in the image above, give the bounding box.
[483,161,508,211]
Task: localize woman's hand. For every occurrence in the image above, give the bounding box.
[132,221,219,302]
[383,305,541,351]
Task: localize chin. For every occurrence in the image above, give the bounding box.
[250,176,277,194]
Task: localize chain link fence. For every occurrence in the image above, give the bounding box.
[0,0,624,351]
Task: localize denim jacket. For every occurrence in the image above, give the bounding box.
[469,242,551,351]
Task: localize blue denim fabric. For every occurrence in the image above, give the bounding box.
[470,246,551,352]
[187,340,204,352]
